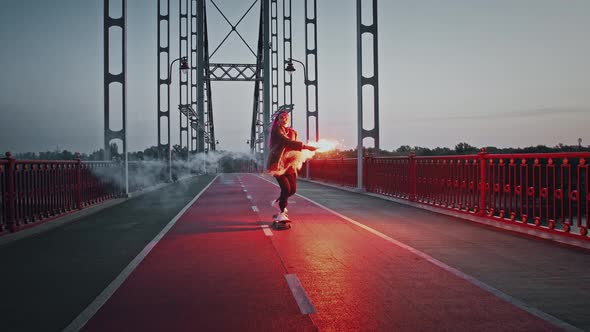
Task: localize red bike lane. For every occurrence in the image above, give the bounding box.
[82,174,316,331]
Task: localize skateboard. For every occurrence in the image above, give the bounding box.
[272,215,292,229]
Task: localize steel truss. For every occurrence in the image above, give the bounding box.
[208,63,259,81]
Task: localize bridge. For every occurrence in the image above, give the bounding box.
[1,1,589,331]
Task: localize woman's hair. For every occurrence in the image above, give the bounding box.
[269,110,290,148]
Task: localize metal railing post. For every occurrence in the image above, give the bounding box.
[363,156,369,191]
[409,151,417,201]
[478,148,487,216]
[4,152,17,232]
[75,153,83,210]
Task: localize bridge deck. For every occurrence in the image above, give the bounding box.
[2,174,589,331]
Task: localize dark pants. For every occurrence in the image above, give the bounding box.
[274,172,297,213]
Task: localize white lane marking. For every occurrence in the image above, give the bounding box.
[257,175,580,332]
[261,225,273,236]
[285,274,317,315]
[246,195,252,200]
[251,206,259,212]
[64,175,220,332]
[243,189,248,193]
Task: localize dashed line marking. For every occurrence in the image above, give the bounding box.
[285,274,317,314]
[246,195,252,200]
[261,225,273,236]
[251,206,259,212]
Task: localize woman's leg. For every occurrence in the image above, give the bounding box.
[286,173,297,197]
[274,174,291,213]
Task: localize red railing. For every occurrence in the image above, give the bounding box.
[366,156,412,199]
[482,152,589,235]
[308,158,358,188]
[309,150,590,241]
[1,153,125,234]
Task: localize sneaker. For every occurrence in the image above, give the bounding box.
[276,212,289,222]
[271,200,287,214]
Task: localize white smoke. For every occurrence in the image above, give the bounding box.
[85,151,260,193]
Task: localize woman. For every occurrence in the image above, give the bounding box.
[266,110,317,221]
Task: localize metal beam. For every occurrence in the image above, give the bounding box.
[251,1,265,154]
[208,63,259,81]
[178,0,189,158]
[305,0,319,143]
[104,0,128,194]
[196,0,205,152]
[190,0,198,152]
[263,0,271,166]
[157,0,171,180]
[271,0,279,114]
[356,0,380,189]
[203,3,216,151]
[283,0,293,122]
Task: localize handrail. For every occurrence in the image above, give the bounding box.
[309,151,590,241]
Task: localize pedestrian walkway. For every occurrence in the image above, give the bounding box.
[0,175,217,332]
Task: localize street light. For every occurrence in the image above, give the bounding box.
[168,56,189,84]
[285,57,308,84]
[286,57,312,178]
[164,56,190,182]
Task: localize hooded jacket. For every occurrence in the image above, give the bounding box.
[266,125,304,176]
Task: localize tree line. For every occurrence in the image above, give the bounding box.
[10,142,590,161]
[13,144,187,161]
[317,142,590,159]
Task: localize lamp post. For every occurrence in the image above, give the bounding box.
[286,57,312,178]
[165,56,189,182]
[285,58,308,84]
[168,56,190,84]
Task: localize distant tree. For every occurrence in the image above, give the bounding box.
[396,145,412,155]
[172,144,188,160]
[431,147,453,156]
[109,143,121,160]
[410,146,431,156]
[88,149,105,161]
[60,150,75,160]
[142,146,161,160]
[15,152,38,159]
[454,142,478,155]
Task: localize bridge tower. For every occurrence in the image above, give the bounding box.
[103,0,129,193]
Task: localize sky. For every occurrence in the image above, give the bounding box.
[1,0,589,154]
